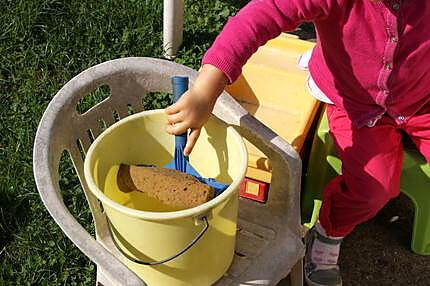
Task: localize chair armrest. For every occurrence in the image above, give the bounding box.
[213,92,302,230]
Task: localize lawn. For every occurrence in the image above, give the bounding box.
[0,0,251,284]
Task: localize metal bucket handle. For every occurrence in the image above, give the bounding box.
[107,216,209,265]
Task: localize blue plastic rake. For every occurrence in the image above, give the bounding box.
[165,76,229,196]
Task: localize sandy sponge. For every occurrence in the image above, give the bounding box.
[117,164,214,209]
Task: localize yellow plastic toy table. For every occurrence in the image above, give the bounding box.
[226,33,319,188]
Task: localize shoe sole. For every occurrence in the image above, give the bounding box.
[304,228,342,286]
[304,275,342,286]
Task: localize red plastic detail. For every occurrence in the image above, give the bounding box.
[239,177,269,203]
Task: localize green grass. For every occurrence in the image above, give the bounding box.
[0,0,314,284]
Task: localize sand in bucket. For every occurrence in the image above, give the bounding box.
[84,110,248,286]
[104,165,183,212]
[104,164,215,212]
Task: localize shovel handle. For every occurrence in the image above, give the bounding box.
[171,76,188,148]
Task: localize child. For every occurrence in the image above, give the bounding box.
[165,1,430,285]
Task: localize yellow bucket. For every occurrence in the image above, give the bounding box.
[84,110,248,286]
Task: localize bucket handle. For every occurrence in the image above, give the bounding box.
[107,216,209,265]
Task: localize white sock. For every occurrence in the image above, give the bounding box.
[311,222,343,265]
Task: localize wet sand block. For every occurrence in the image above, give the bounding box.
[117,164,214,209]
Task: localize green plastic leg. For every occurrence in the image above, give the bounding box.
[303,199,322,229]
[401,149,430,255]
[302,111,338,226]
[411,202,430,254]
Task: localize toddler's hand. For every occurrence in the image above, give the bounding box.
[165,65,228,156]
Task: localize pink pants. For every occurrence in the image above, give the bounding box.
[319,103,430,237]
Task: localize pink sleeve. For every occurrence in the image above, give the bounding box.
[202,0,333,83]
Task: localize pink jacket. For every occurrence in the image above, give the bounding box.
[202,0,430,127]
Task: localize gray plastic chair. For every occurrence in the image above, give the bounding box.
[33,58,304,286]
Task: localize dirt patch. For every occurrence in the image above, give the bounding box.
[339,194,430,286]
[278,194,430,286]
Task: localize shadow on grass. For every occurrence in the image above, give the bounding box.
[219,0,250,10]
[0,191,30,250]
[182,30,219,50]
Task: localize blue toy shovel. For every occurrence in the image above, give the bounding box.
[165,76,229,196]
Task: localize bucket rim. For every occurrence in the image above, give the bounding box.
[83,109,248,220]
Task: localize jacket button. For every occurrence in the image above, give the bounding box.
[392,3,400,10]
[384,63,393,70]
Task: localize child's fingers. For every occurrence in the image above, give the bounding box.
[184,128,201,156]
[166,121,188,135]
[166,91,189,114]
[166,112,183,125]
[165,102,181,115]
[166,123,176,134]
